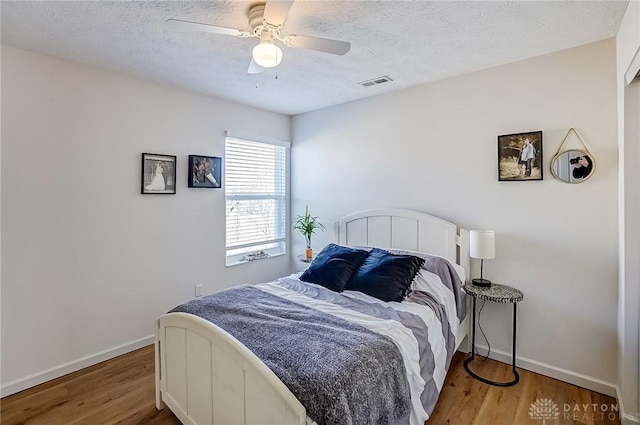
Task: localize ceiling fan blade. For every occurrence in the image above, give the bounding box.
[248,58,266,74]
[283,35,351,55]
[167,18,247,37]
[263,0,295,26]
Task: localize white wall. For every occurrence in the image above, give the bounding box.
[616,1,640,422]
[0,46,291,395]
[292,39,619,394]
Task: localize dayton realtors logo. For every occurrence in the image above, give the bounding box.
[529,398,619,423]
[529,398,560,424]
[563,402,619,421]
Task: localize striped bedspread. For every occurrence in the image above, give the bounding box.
[171,256,466,425]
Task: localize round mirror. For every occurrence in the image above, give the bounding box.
[550,149,596,183]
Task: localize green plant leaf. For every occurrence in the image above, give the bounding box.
[293,205,326,248]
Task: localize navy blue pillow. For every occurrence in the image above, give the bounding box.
[300,244,368,292]
[345,248,425,302]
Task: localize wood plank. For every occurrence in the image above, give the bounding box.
[1,346,178,425]
[0,346,620,425]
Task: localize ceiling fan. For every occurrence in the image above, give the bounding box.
[167,0,351,74]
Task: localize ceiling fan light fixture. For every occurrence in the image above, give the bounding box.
[252,40,282,68]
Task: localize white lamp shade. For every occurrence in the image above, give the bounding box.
[252,41,282,68]
[470,230,495,259]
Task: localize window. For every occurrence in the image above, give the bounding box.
[225,136,288,265]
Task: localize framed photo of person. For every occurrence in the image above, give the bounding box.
[188,155,222,188]
[141,153,177,194]
[497,131,543,181]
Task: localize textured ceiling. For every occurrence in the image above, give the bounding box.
[1,1,628,116]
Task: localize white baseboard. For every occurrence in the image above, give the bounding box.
[473,343,617,397]
[623,417,640,425]
[616,385,640,425]
[1,335,154,398]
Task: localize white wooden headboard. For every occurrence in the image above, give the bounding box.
[335,209,470,282]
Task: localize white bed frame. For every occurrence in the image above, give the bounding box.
[155,209,470,425]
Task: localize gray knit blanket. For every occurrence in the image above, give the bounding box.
[171,284,410,425]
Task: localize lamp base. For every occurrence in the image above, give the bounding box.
[472,278,492,287]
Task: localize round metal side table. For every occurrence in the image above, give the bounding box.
[463,282,524,386]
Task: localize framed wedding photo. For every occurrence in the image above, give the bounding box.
[497,131,543,181]
[188,155,222,188]
[141,153,177,194]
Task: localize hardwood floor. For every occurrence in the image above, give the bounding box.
[429,354,620,425]
[1,345,620,425]
[0,345,176,425]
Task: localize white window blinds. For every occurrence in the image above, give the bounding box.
[225,137,287,263]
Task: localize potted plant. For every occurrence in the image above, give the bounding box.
[293,205,326,259]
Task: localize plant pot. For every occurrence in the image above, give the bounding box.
[305,248,313,260]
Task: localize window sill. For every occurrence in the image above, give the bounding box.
[226,252,286,268]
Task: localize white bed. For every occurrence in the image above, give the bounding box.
[155,209,470,425]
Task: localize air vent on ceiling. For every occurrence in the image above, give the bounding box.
[358,76,393,88]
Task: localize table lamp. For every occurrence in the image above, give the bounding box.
[470,230,495,287]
